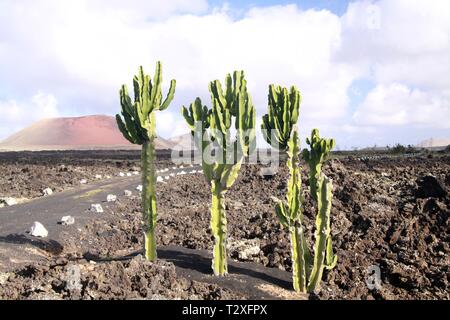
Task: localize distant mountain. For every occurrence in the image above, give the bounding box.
[168,133,196,151]
[417,138,450,148]
[0,115,173,151]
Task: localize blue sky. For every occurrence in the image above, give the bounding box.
[0,0,449,149]
[211,0,352,15]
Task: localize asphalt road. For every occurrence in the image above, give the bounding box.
[0,166,200,269]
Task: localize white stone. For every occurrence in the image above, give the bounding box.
[180,165,184,169]
[30,222,48,238]
[126,173,132,177]
[136,185,143,192]
[133,171,139,176]
[119,172,125,177]
[80,179,88,185]
[157,176,164,183]
[95,174,102,180]
[190,170,197,174]
[0,197,18,206]
[165,176,170,180]
[107,194,117,202]
[61,216,75,226]
[105,175,111,179]
[172,166,177,170]
[124,190,132,197]
[177,171,187,176]
[228,239,261,261]
[170,173,175,177]
[43,188,53,196]
[90,204,104,213]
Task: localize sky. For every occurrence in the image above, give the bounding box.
[0,0,449,150]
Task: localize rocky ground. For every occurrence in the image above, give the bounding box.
[0,150,177,203]
[0,151,448,300]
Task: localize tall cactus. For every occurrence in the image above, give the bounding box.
[182,71,256,276]
[262,85,301,151]
[303,129,337,292]
[116,61,176,261]
[274,129,312,292]
[262,83,310,291]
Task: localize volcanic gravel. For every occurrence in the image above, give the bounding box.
[1,152,449,300]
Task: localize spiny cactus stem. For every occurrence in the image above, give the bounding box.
[310,163,322,201]
[211,181,228,276]
[307,177,333,292]
[141,122,157,261]
[290,223,308,293]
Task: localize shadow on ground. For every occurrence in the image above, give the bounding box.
[83,245,301,300]
[0,234,64,255]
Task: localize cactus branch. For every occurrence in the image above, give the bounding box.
[262,84,301,151]
[307,175,333,292]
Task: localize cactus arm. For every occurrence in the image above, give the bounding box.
[225,74,235,114]
[289,86,301,125]
[304,129,335,202]
[211,181,228,276]
[150,62,162,110]
[220,162,242,190]
[160,79,176,111]
[118,85,146,143]
[275,201,289,227]
[325,236,338,270]
[307,175,333,292]
[181,105,195,129]
[236,91,256,156]
[262,84,301,151]
[281,88,290,140]
[261,121,272,147]
[116,114,137,144]
[137,66,152,116]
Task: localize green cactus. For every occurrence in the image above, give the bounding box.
[302,129,337,292]
[182,71,256,276]
[116,61,176,261]
[274,129,311,292]
[262,85,301,151]
[266,105,337,293]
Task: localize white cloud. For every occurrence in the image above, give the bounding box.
[0,0,449,146]
[156,111,190,138]
[0,1,356,140]
[353,83,450,128]
[0,92,59,140]
[339,0,450,88]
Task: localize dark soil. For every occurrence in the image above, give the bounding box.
[0,151,449,300]
[0,255,242,300]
